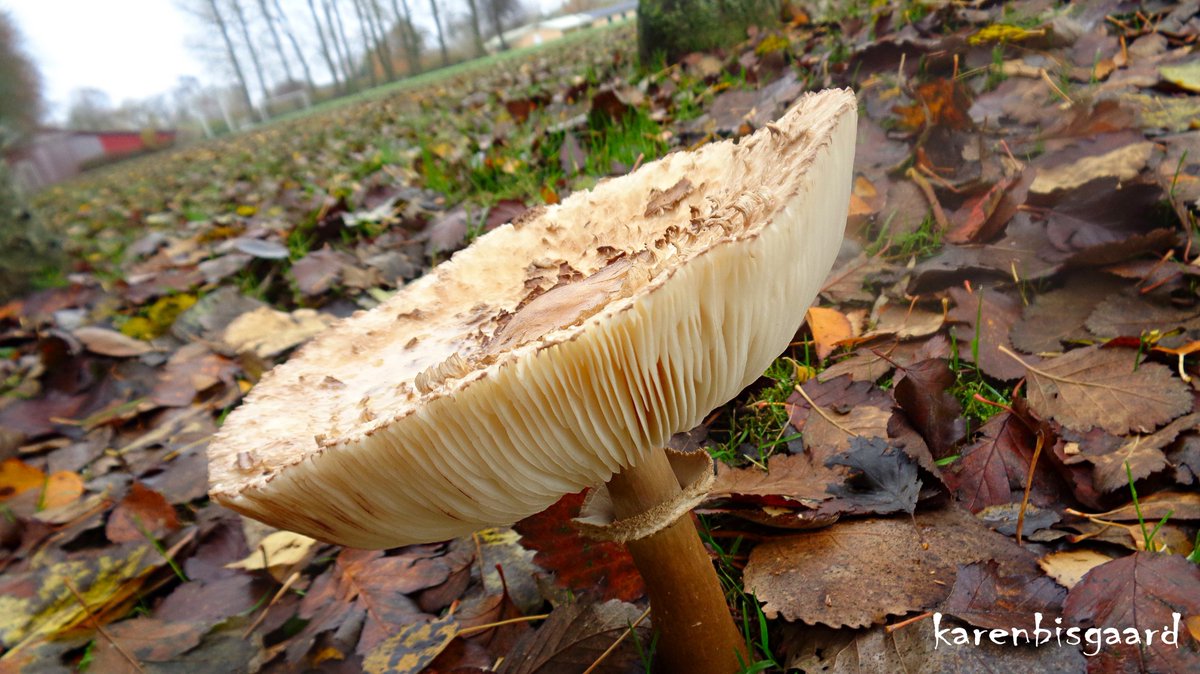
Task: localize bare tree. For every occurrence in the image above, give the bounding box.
[227,0,272,118]
[304,0,341,91]
[328,0,358,87]
[198,0,257,121]
[255,0,294,85]
[427,0,449,67]
[271,0,317,94]
[349,0,379,86]
[0,10,41,137]
[486,0,509,51]
[464,0,485,57]
[390,0,422,75]
[364,0,396,81]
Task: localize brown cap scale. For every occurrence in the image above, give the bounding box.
[209,88,857,671]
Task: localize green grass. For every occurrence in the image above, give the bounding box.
[866,214,943,261]
[709,358,801,469]
[698,520,781,672]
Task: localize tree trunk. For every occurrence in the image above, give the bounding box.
[256,0,294,84]
[329,0,358,88]
[637,0,780,66]
[465,0,485,57]
[271,0,316,95]
[394,0,421,75]
[365,0,396,81]
[205,0,256,123]
[427,0,449,67]
[308,0,343,90]
[228,0,272,119]
[487,0,508,51]
[349,0,379,86]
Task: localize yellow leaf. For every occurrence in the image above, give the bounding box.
[226,530,318,581]
[806,307,854,361]
[0,545,155,652]
[41,472,84,510]
[0,458,45,501]
[968,24,1045,45]
[363,614,458,674]
[235,204,258,217]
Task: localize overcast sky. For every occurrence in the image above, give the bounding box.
[3,0,565,122]
[3,1,205,119]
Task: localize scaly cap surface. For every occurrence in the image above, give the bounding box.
[208,89,858,548]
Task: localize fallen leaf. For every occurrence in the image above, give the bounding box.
[0,457,46,500]
[1010,272,1127,353]
[1016,345,1191,436]
[893,359,966,460]
[708,452,838,506]
[499,598,649,674]
[512,491,643,602]
[823,437,920,516]
[226,530,319,580]
[87,616,206,662]
[864,301,945,340]
[72,326,154,357]
[106,482,181,544]
[1063,552,1200,671]
[1030,136,1157,195]
[1081,491,1200,522]
[1079,411,1200,492]
[232,237,289,259]
[363,613,457,674]
[1160,61,1200,93]
[288,546,454,661]
[220,306,335,358]
[1038,549,1114,590]
[947,286,1027,381]
[292,247,354,295]
[150,342,239,407]
[977,502,1060,538]
[39,471,84,510]
[942,560,1066,632]
[944,411,1056,513]
[807,306,854,361]
[744,506,1030,627]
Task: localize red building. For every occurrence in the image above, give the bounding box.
[4,129,176,192]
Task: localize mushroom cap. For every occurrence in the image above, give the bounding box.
[208,89,858,548]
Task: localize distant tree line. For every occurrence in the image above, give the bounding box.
[166,0,529,130]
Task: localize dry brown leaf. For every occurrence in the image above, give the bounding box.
[1038,549,1114,590]
[221,306,335,358]
[864,301,945,340]
[807,307,854,360]
[802,405,893,461]
[744,506,1030,627]
[708,452,839,506]
[1010,345,1191,436]
[72,327,155,357]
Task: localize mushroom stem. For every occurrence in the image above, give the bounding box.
[606,446,749,672]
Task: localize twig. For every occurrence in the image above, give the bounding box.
[1015,431,1045,545]
[63,579,145,673]
[885,611,932,633]
[1039,68,1073,104]
[906,167,950,232]
[243,570,300,637]
[457,613,551,638]
[793,385,858,437]
[582,606,653,674]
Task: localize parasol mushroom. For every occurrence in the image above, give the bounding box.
[209,88,857,672]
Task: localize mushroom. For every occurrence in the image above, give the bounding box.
[208,89,857,672]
